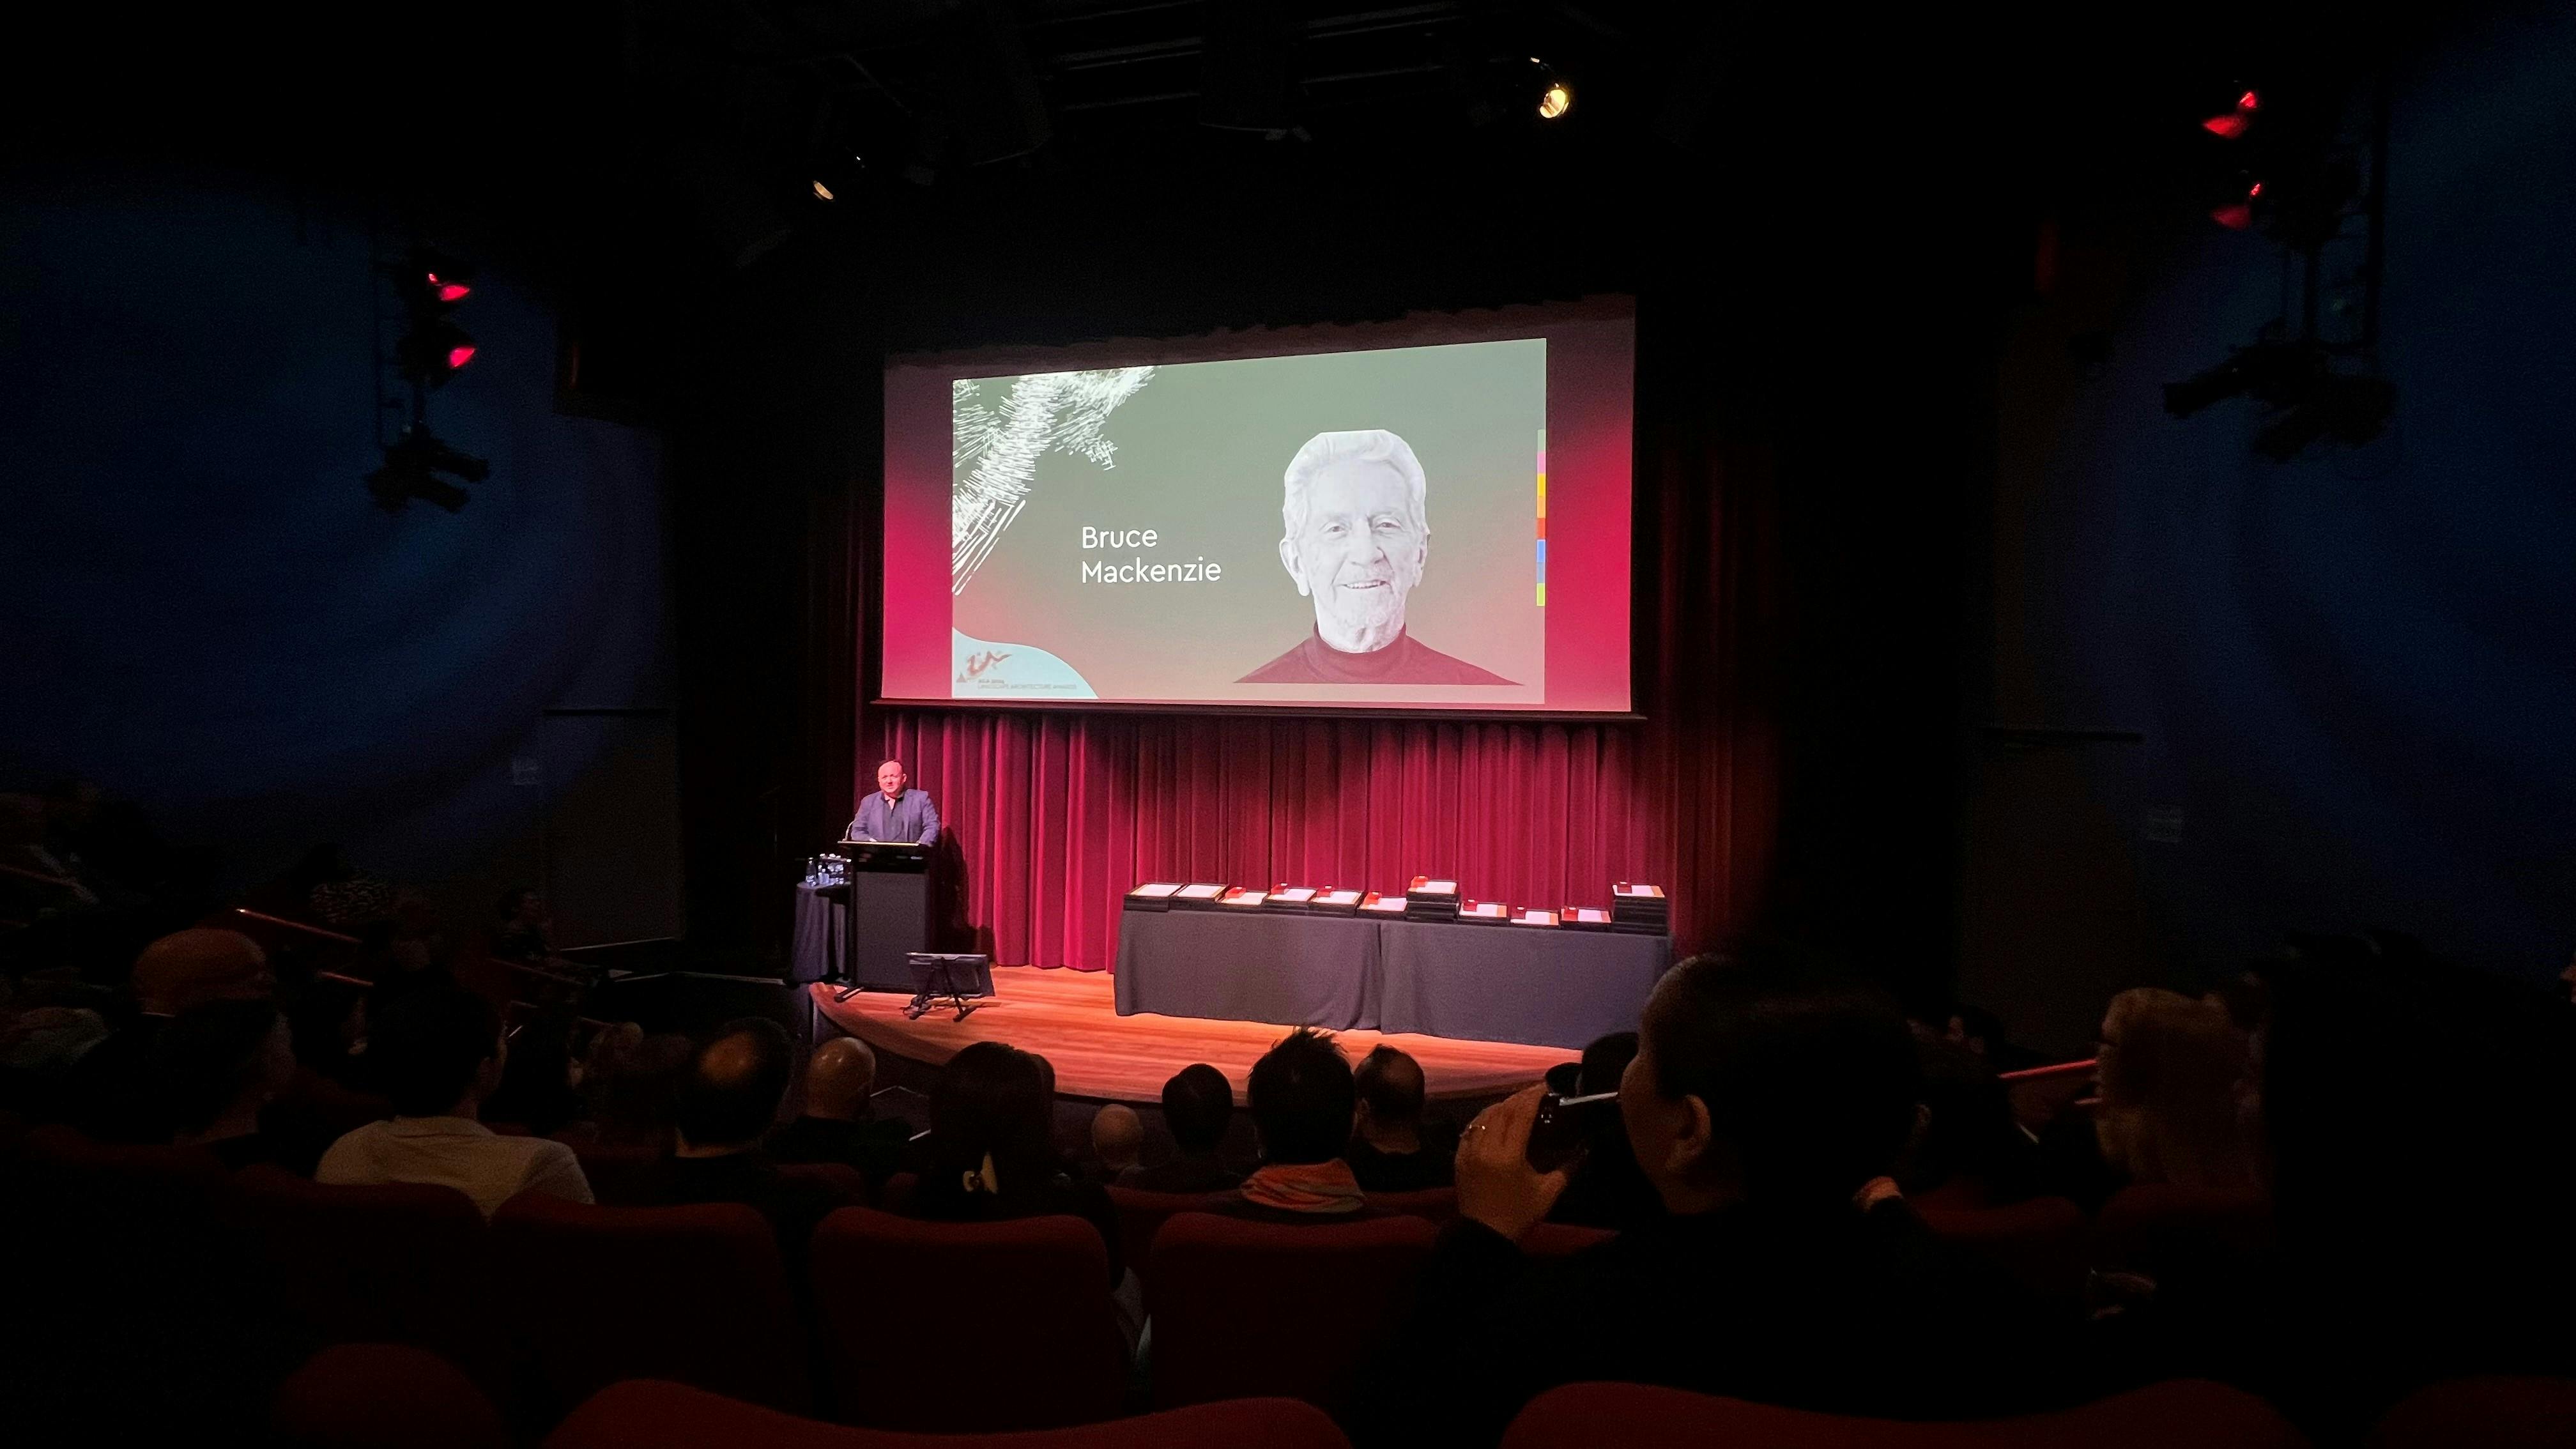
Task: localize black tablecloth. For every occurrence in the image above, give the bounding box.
[789,882,845,985]
[1114,909,1381,1030]
[1114,908,1671,1050]
[1376,920,1673,1049]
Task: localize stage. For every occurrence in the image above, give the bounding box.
[808,967,1578,1106]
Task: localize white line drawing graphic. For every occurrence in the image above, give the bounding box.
[952,367,1155,596]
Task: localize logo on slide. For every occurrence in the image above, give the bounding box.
[952,629,1096,697]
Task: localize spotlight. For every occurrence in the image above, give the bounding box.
[811,180,836,202]
[1531,58,1573,119]
[366,424,488,514]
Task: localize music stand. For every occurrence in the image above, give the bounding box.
[904,952,992,1022]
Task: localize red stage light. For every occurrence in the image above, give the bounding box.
[2239,89,2259,111]
[427,272,473,303]
[2211,202,2253,230]
[2203,112,2248,139]
[447,344,477,369]
[2249,181,2264,197]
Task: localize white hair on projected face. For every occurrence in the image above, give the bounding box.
[1280,429,1430,542]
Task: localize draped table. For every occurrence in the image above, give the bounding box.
[1114,908,1672,1050]
[1113,909,1381,1030]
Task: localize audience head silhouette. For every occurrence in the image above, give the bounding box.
[130,928,272,1016]
[928,1040,1053,1192]
[1248,1027,1355,1166]
[370,985,505,1119]
[153,998,293,1140]
[1578,1031,1638,1095]
[1162,1062,1233,1155]
[803,1037,877,1122]
[675,1017,794,1154]
[2093,986,2255,1190]
[1354,1045,1426,1131]
[1091,1102,1143,1171]
[1625,953,1920,1211]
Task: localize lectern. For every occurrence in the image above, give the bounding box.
[836,839,933,998]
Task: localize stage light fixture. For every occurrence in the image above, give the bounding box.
[1531,58,1573,119]
[812,180,836,201]
[388,246,479,389]
[365,424,487,514]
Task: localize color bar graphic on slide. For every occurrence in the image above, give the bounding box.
[1535,430,1547,607]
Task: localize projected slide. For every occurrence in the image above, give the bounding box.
[882,305,1633,713]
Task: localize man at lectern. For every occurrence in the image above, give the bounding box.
[846,759,942,847]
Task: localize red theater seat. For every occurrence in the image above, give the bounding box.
[227,1167,502,1386]
[21,1121,226,1197]
[1522,1221,1614,1257]
[546,1379,1351,1449]
[777,1160,871,1207]
[1146,1211,1439,1414]
[2091,1183,2274,1277]
[1366,1185,1458,1222]
[491,1193,810,1416]
[875,1170,917,1213]
[272,1344,510,1449]
[2367,1376,2576,1449]
[808,1206,1125,1431]
[564,1140,668,1206]
[1104,1184,1225,1275]
[1498,1378,2308,1449]
[1912,1195,2090,1310]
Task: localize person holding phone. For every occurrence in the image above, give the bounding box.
[1365,954,2066,1445]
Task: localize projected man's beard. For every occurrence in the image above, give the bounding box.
[1284,459,1428,655]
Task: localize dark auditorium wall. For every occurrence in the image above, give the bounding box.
[0,170,675,938]
[1965,6,2576,1045]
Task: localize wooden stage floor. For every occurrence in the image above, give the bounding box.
[810,967,1577,1106]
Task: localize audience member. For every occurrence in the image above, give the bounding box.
[1346,1045,1452,1192]
[0,1004,111,1117]
[315,984,592,1216]
[1214,1028,1383,1222]
[295,845,398,930]
[1374,954,2060,1445]
[482,1008,583,1135]
[656,1018,839,1250]
[573,1025,693,1149]
[766,1037,912,1190]
[1088,1102,1144,1184]
[154,997,298,1169]
[1121,1062,1241,1192]
[64,926,272,1140]
[2250,935,2576,1434]
[1899,1035,2042,1206]
[2093,988,2257,1193]
[489,887,555,963]
[1545,1031,1662,1230]
[908,1041,1124,1285]
[284,976,371,1088]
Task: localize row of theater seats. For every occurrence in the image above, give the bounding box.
[278,1344,2576,1449]
[12,1120,2290,1435]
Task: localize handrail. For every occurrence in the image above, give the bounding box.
[229,907,362,946]
[1,861,85,891]
[1997,1057,2097,1084]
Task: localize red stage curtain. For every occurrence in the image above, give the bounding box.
[860,378,1778,971]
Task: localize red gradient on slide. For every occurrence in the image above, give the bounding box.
[880,300,1635,713]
